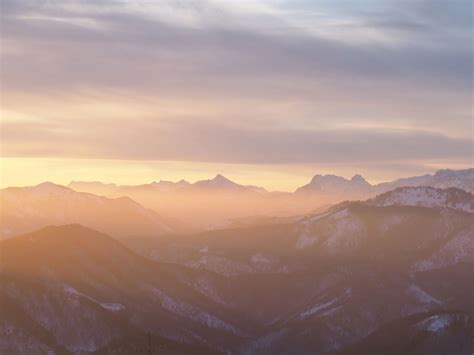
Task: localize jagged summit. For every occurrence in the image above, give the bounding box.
[66,168,474,196]
[215,174,226,179]
[310,174,345,184]
[351,174,368,184]
[297,173,372,199]
[307,174,369,187]
[213,174,238,185]
[194,174,240,189]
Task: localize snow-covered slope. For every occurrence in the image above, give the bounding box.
[413,224,474,271]
[2,184,473,354]
[368,186,474,212]
[0,225,244,353]
[335,311,474,355]
[295,168,474,204]
[376,168,474,194]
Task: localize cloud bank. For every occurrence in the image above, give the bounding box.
[1,0,472,168]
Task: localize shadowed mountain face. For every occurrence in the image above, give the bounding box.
[2,187,473,354]
[0,225,246,354]
[125,187,474,275]
[67,168,474,230]
[334,311,474,355]
[367,186,474,212]
[0,182,173,239]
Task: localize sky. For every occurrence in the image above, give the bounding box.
[0,0,472,191]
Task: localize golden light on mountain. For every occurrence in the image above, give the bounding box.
[0,1,472,353]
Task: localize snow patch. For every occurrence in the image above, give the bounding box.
[251,253,271,264]
[100,303,125,312]
[309,211,332,222]
[300,298,339,319]
[296,228,319,249]
[324,210,364,255]
[296,208,364,253]
[417,315,451,332]
[406,285,441,305]
[372,187,474,212]
[240,328,288,353]
[300,289,351,319]
[152,288,243,335]
[193,278,228,306]
[380,215,404,233]
[412,226,474,271]
[64,285,125,312]
[188,255,254,276]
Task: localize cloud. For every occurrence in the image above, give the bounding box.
[1,0,471,94]
[1,0,472,166]
[2,117,472,164]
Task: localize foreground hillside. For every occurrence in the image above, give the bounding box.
[0,225,243,354]
[2,186,473,354]
[335,311,474,355]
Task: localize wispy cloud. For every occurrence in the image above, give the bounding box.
[1,0,472,170]
[3,116,471,164]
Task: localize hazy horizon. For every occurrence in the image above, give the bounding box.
[1,0,472,189]
[2,159,472,192]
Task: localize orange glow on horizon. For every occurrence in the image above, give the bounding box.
[1,157,472,192]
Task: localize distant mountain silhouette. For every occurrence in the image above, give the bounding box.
[67,168,474,230]
[0,182,173,239]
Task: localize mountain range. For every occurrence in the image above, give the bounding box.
[68,174,268,196]
[2,186,473,354]
[69,174,282,230]
[2,168,472,237]
[296,168,474,199]
[69,168,474,197]
[50,167,474,230]
[0,225,238,354]
[0,182,172,239]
